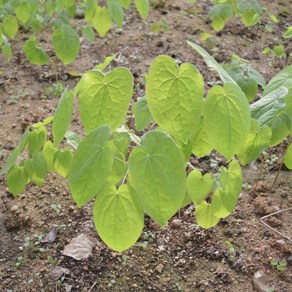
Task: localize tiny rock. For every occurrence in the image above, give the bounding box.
[10,205,19,212]
[253,270,273,292]
[155,263,164,273]
[171,219,182,229]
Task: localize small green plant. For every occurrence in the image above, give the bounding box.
[209,0,264,31]
[47,256,58,266]
[222,54,266,101]
[15,256,24,269]
[271,259,287,271]
[225,240,237,262]
[1,43,291,252]
[0,0,150,64]
[45,83,66,98]
[263,45,287,58]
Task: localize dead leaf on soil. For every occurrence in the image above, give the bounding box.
[43,229,57,243]
[48,266,69,281]
[62,233,97,260]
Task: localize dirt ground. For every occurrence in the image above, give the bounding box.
[0,0,291,291]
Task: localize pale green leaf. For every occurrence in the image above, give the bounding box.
[251,86,290,146]
[53,149,74,177]
[147,55,204,144]
[93,183,144,252]
[107,151,127,184]
[52,24,80,65]
[108,0,124,27]
[24,153,47,187]
[211,188,231,218]
[82,25,95,42]
[212,15,225,31]
[28,125,47,155]
[42,140,56,172]
[132,96,153,131]
[65,130,81,149]
[68,125,114,207]
[84,0,96,23]
[237,119,272,165]
[7,165,28,196]
[128,130,186,226]
[196,201,220,229]
[15,2,31,24]
[192,112,212,157]
[219,160,242,213]
[283,26,292,39]
[284,144,292,169]
[135,0,149,19]
[93,6,112,37]
[187,41,237,85]
[23,37,49,65]
[3,15,19,39]
[78,68,133,133]
[204,83,251,160]
[187,170,213,204]
[52,89,74,147]
[119,0,131,9]
[241,9,259,27]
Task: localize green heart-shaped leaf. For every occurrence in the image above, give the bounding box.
[68,125,114,207]
[204,83,250,160]
[77,68,133,133]
[24,153,47,187]
[147,55,204,144]
[28,125,47,155]
[7,165,28,196]
[128,130,186,226]
[53,149,74,178]
[187,170,213,204]
[196,201,220,229]
[93,183,144,252]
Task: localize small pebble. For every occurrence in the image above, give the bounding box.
[19,246,23,251]
[10,205,19,212]
[171,219,182,229]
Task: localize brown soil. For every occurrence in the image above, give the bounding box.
[0,1,291,291]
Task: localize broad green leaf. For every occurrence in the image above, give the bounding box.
[211,188,231,218]
[42,140,56,172]
[219,160,242,213]
[237,119,272,165]
[192,113,212,157]
[7,165,28,196]
[0,128,31,176]
[119,0,131,9]
[2,44,12,61]
[187,41,237,85]
[77,68,133,133]
[84,0,96,23]
[93,6,112,37]
[251,86,290,146]
[236,77,258,101]
[135,0,149,19]
[15,2,31,24]
[174,138,192,162]
[108,151,127,184]
[52,24,80,65]
[23,37,49,65]
[93,183,144,252]
[212,15,225,31]
[263,66,292,105]
[187,170,213,204]
[19,127,31,152]
[28,125,47,155]
[108,0,124,27]
[111,132,131,156]
[283,26,292,39]
[52,89,74,147]
[128,131,186,226]
[241,9,259,26]
[82,26,95,42]
[0,147,20,176]
[132,96,153,131]
[204,83,251,160]
[284,144,292,169]
[65,130,81,149]
[3,15,19,39]
[53,149,73,177]
[24,153,47,187]
[196,201,220,229]
[147,55,204,144]
[68,125,114,207]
